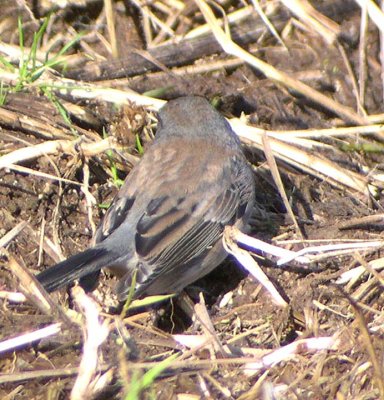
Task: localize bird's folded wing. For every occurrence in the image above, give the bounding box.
[134,156,254,282]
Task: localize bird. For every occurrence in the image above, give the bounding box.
[37,96,255,301]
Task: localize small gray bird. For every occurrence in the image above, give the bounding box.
[37,96,255,300]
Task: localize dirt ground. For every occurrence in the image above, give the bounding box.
[1,1,384,399]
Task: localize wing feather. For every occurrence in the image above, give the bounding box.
[131,155,254,290]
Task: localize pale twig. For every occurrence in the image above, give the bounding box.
[0,221,28,248]
[241,124,384,139]
[81,160,97,236]
[6,256,54,314]
[337,43,366,116]
[275,238,381,245]
[0,323,61,354]
[0,69,165,109]
[152,4,182,46]
[354,0,384,35]
[142,5,153,45]
[0,138,113,170]
[5,164,81,186]
[104,0,118,58]
[71,286,110,400]
[251,0,287,49]
[194,293,227,357]
[230,118,370,195]
[38,217,46,266]
[226,227,310,263]
[358,5,368,110]
[198,374,212,398]
[353,253,384,287]
[226,226,384,267]
[279,0,340,44]
[366,113,384,123]
[172,334,214,350]
[223,226,288,307]
[202,372,231,398]
[337,257,384,285]
[186,5,254,39]
[262,133,304,240]
[6,255,70,322]
[350,274,380,302]
[277,241,384,265]
[172,333,270,367]
[243,335,338,377]
[0,291,26,302]
[131,0,174,40]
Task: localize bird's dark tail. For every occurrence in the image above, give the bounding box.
[36,247,109,292]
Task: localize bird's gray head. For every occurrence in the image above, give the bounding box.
[156,96,241,147]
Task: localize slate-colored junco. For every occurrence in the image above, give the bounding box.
[37,96,255,300]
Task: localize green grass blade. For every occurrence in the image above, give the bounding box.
[124,354,178,400]
[30,16,50,72]
[135,134,144,155]
[120,270,137,318]
[17,17,26,80]
[128,294,175,310]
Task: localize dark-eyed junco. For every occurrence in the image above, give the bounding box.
[37,96,255,300]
